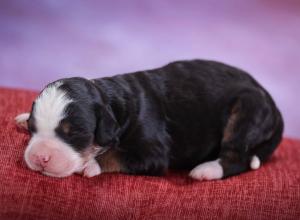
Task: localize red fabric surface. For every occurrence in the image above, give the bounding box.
[0,87,299,220]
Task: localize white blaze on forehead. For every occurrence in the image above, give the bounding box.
[34,81,73,135]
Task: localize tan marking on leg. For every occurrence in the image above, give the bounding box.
[222,101,240,142]
[96,149,123,173]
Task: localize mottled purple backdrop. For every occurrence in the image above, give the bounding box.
[0,0,299,137]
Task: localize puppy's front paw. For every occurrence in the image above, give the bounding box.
[83,158,102,178]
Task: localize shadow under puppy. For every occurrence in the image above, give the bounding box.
[15,60,283,180]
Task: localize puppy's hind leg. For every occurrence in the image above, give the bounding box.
[189,156,261,181]
[190,89,282,181]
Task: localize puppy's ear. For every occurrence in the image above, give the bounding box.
[15,112,30,130]
[95,105,120,147]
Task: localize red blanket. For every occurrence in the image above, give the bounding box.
[0,87,299,220]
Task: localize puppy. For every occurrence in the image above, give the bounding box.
[15,60,283,180]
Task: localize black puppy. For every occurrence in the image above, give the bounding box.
[15,60,283,180]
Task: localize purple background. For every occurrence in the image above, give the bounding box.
[0,0,299,138]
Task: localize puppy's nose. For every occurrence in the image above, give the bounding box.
[32,154,51,168]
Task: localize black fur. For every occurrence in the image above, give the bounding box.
[28,59,284,178]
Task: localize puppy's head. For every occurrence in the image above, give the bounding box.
[16,78,120,177]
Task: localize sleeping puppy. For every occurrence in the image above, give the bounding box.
[15,60,283,180]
